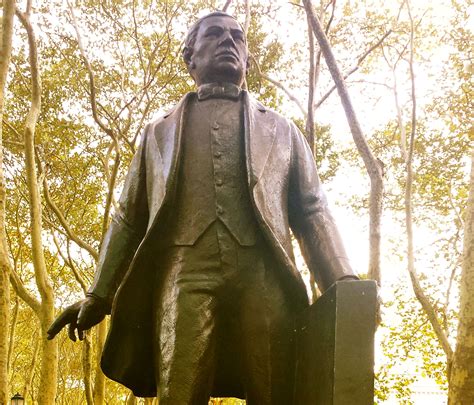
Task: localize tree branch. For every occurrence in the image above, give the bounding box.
[15,6,54,304]
[403,0,453,363]
[251,55,307,118]
[39,155,99,261]
[222,0,233,12]
[392,69,408,162]
[23,334,39,400]
[303,0,384,285]
[52,233,88,294]
[244,0,251,37]
[6,296,18,370]
[314,29,392,110]
[0,2,16,398]
[306,15,316,151]
[67,2,116,140]
[9,269,41,314]
[101,150,120,241]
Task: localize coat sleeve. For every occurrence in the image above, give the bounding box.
[88,126,151,312]
[287,122,358,293]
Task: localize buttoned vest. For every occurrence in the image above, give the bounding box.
[170,94,258,246]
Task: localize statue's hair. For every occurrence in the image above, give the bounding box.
[182,11,245,67]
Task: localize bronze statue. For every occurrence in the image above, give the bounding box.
[48,11,358,404]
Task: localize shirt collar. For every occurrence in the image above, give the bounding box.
[197,82,242,101]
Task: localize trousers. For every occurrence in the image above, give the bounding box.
[154,222,296,405]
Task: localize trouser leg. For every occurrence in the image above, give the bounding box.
[155,228,222,405]
[233,244,297,405]
[154,223,297,404]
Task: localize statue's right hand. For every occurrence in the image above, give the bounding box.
[47,296,107,342]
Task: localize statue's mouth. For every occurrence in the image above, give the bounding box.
[216,50,238,60]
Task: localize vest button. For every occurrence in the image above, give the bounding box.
[212,122,219,130]
[214,151,222,158]
[216,179,223,186]
[217,206,224,215]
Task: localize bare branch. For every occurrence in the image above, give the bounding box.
[251,55,307,118]
[222,0,233,12]
[23,335,39,399]
[52,233,88,294]
[450,150,474,401]
[306,15,316,151]
[303,0,384,285]
[403,0,453,362]
[39,157,99,261]
[244,0,251,37]
[6,296,19,370]
[314,29,392,110]
[9,269,41,314]
[2,118,22,139]
[26,0,33,15]
[15,6,54,303]
[101,151,120,241]
[67,2,116,140]
[0,7,18,394]
[443,256,461,332]
[392,70,408,162]
[325,0,336,35]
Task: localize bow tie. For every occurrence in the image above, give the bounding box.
[197,83,241,101]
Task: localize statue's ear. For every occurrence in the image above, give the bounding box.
[183,46,192,69]
[246,57,250,75]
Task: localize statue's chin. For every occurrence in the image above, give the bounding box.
[197,64,244,86]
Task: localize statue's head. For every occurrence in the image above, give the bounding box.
[183,11,249,87]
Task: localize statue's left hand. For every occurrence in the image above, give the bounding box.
[47,296,107,341]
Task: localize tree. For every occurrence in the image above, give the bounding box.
[0,0,15,403]
[2,1,471,402]
[449,150,474,402]
[11,4,59,403]
[303,0,384,289]
[3,1,295,402]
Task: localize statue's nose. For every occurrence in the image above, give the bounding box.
[219,30,236,47]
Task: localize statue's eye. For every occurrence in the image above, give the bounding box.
[232,31,244,42]
[205,27,223,38]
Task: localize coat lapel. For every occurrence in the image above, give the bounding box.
[153,93,193,194]
[152,91,277,207]
[243,92,277,188]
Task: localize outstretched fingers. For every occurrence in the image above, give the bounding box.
[68,321,78,342]
[47,303,81,340]
[66,321,84,341]
[47,298,104,341]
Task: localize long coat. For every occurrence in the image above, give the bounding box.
[88,91,356,397]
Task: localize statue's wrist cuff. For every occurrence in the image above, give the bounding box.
[86,292,112,314]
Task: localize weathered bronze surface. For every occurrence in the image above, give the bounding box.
[48,11,361,404]
[295,280,377,404]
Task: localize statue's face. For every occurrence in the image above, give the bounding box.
[190,15,248,86]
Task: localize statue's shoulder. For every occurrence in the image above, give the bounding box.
[248,94,292,124]
[148,93,196,128]
[247,94,296,134]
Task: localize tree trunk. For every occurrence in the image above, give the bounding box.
[302,0,384,285]
[449,149,474,403]
[0,1,15,403]
[16,7,58,404]
[37,305,58,404]
[93,320,107,404]
[82,332,94,405]
[403,0,452,363]
[126,392,138,404]
[6,296,18,370]
[306,15,316,151]
[23,336,39,402]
